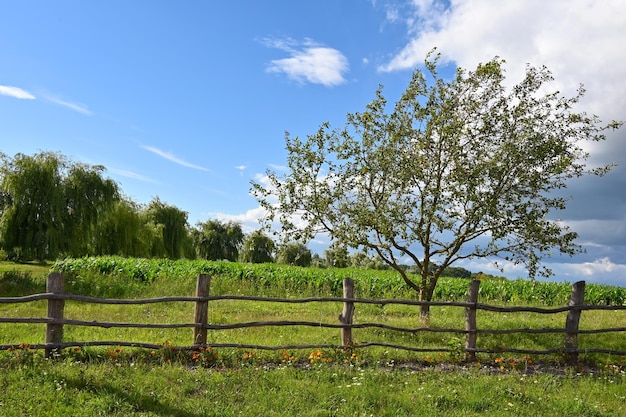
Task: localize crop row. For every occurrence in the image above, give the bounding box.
[51,256,626,306]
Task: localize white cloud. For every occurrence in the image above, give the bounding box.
[0,85,35,99]
[262,37,349,87]
[45,96,92,115]
[268,163,287,171]
[549,258,626,286]
[380,0,626,119]
[142,145,210,172]
[457,256,626,286]
[109,168,159,184]
[211,206,268,233]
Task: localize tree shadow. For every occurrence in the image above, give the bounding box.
[55,371,206,417]
[0,271,45,296]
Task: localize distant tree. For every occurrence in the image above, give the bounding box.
[253,51,621,320]
[145,197,191,259]
[276,242,311,267]
[442,266,472,279]
[311,253,326,268]
[63,162,119,256]
[324,242,349,268]
[193,219,244,261]
[240,230,275,263]
[94,198,164,258]
[0,152,119,260]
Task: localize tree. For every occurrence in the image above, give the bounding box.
[240,230,275,263]
[145,197,192,259]
[0,152,119,260]
[193,219,243,261]
[62,162,119,256]
[276,242,311,267]
[252,51,621,320]
[93,198,164,258]
[324,242,349,268]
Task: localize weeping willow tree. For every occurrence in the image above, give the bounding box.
[145,197,193,259]
[192,219,244,261]
[0,151,119,260]
[252,51,622,320]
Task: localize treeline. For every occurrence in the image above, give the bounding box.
[0,151,476,277]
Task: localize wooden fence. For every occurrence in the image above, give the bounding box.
[1,273,626,362]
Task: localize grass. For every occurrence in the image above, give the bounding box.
[1,258,626,416]
[1,356,624,416]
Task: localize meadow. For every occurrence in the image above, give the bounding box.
[1,257,625,416]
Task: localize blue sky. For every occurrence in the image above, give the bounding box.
[1,1,625,285]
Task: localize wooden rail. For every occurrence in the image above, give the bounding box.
[1,273,626,359]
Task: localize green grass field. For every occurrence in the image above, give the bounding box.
[1,258,625,416]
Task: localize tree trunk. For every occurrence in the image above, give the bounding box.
[419,287,433,323]
[419,302,431,323]
[419,276,436,323]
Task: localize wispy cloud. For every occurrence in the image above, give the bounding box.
[0,85,35,99]
[45,96,92,115]
[268,163,287,171]
[261,37,349,87]
[142,145,210,172]
[0,85,93,115]
[109,168,160,184]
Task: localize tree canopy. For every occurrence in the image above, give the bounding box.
[0,152,119,260]
[145,197,193,259]
[276,242,311,267]
[240,230,275,263]
[252,51,621,319]
[192,219,244,261]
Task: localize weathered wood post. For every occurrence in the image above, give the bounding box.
[193,274,211,345]
[45,272,65,358]
[339,278,355,347]
[565,280,585,364]
[465,279,480,360]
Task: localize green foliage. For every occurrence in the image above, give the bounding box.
[324,242,349,268]
[145,197,193,259]
[276,242,312,267]
[192,219,243,261]
[252,50,622,319]
[0,152,120,260]
[49,257,626,305]
[240,229,275,263]
[93,199,164,258]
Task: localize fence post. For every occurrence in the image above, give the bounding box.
[193,274,211,345]
[565,280,585,364]
[45,272,65,358]
[465,279,480,360]
[339,278,355,347]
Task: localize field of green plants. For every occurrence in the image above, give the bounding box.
[1,257,626,416]
[48,256,626,305]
